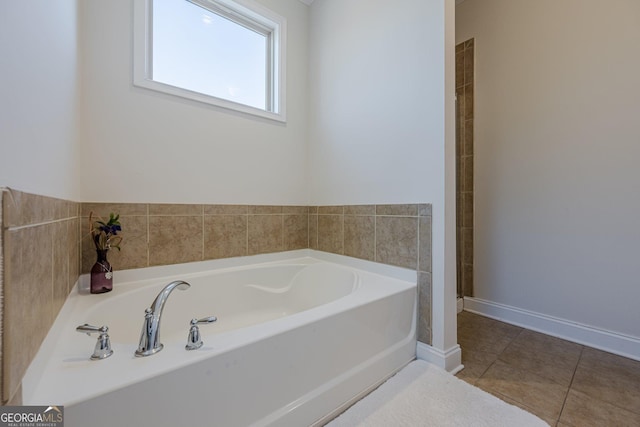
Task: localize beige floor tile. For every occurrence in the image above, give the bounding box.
[458,312,523,338]
[580,347,640,383]
[498,330,582,387]
[572,348,640,414]
[559,389,640,427]
[458,313,523,355]
[457,333,506,355]
[476,359,568,421]
[456,348,499,384]
[458,311,514,330]
[457,312,640,423]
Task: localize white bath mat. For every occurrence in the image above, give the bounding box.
[326,360,549,427]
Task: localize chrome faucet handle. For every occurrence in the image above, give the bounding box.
[185,316,217,351]
[194,316,217,324]
[76,324,114,360]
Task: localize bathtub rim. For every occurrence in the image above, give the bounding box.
[77,249,416,293]
[23,249,417,407]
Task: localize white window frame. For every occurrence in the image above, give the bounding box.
[133,0,287,122]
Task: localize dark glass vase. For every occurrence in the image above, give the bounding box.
[90,249,113,294]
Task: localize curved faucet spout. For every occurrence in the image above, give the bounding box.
[150,280,190,316]
[135,280,191,357]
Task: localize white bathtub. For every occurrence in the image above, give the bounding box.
[23,250,417,427]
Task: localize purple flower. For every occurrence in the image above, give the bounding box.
[90,212,123,251]
[99,224,122,235]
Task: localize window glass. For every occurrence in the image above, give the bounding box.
[133,0,286,121]
[152,0,268,110]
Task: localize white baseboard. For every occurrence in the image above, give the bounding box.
[464,297,640,362]
[417,341,464,374]
[457,297,463,313]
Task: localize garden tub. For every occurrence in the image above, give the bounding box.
[23,250,417,426]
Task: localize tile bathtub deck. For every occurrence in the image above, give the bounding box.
[456,311,640,427]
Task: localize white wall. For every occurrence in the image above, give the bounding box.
[309,0,459,367]
[0,0,81,200]
[308,0,445,205]
[78,0,309,204]
[457,0,640,347]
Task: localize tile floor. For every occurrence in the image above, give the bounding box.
[456,311,640,427]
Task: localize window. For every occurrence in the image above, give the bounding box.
[134,0,286,121]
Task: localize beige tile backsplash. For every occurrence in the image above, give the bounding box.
[248,214,284,255]
[1,189,80,404]
[317,214,343,254]
[1,188,433,405]
[149,215,203,266]
[313,204,433,344]
[80,205,312,272]
[376,216,418,269]
[344,215,375,261]
[204,215,247,259]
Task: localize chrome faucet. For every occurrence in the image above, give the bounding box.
[135,280,190,357]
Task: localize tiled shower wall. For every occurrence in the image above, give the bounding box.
[1,188,432,404]
[456,38,475,297]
